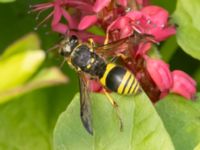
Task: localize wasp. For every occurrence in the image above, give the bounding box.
[58,34,142,135]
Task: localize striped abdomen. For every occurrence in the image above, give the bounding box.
[99,63,141,95]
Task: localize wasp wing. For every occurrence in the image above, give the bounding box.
[78,73,93,135]
[94,35,132,55]
[94,32,156,57]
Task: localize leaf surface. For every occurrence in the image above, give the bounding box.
[156,94,200,150]
[173,0,200,60]
[54,93,174,150]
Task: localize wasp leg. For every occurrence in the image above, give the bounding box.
[104,33,109,45]
[102,88,123,131]
[110,53,128,63]
[59,58,66,69]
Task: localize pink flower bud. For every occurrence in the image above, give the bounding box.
[146,58,173,92]
[171,70,196,99]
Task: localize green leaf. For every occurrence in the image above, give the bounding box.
[194,142,200,150]
[173,0,200,60]
[54,92,174,150]
[0,84,70,150]
[160,36,178,62]
[0,50,45,92]
[0,67,68,103]
[0,0,15,3]
[1,33,41,59]
[156,94,200,150]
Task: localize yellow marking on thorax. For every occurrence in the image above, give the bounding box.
[86,64,91,69]
[90,58,95,63]
[86,57,95,69]
[117,71,131,94]
[100,63,116,86]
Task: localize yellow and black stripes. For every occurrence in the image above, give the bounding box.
[100,63,140,95]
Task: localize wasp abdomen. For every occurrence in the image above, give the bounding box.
[100,63,140,95]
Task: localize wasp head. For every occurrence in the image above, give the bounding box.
[59,35,79,57]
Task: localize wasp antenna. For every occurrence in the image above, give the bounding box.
[46,44,60,53]
[59,58,66,69]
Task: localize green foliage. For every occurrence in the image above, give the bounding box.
[0,50,45,91]
[0,32,71,149]
[0,0,200,150]
[0,0,15,3]
[0,90,53,150]
[0,33,68,103]
[2,33,41,59]
[156,94,200,150]
[173,0,200,60]
[54,93,174,150]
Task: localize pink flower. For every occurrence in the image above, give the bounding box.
[78,15,98,30]
[145,58,196,100]
[145,57,173,92]
[140,6,176,41]
[31,0,96,34]
[171,70,196,99]
[32,0,197,101]
[107,5,176,42]
[117,0,127,7]
[93,0,111,13]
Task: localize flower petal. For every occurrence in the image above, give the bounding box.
[141,6,168,26]
[89,79,103,92]
[171,70,196,99]
[51,23,68,34]
[107,16,133,39]
[78,15,98,30]
[146,58,173,92]
[150,27,176,41]
[52,5,62,25]
[136,0,149,6]
[93,0,111,12]
[61,8,78,28]
[117,0,127,7]
[136,42,152,56]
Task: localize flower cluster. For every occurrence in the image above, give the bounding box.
[32,0,196,101]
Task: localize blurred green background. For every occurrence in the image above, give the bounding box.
[0,0,78,149]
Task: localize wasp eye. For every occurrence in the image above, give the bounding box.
[69,35,78,49]
[70,35,78,43]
